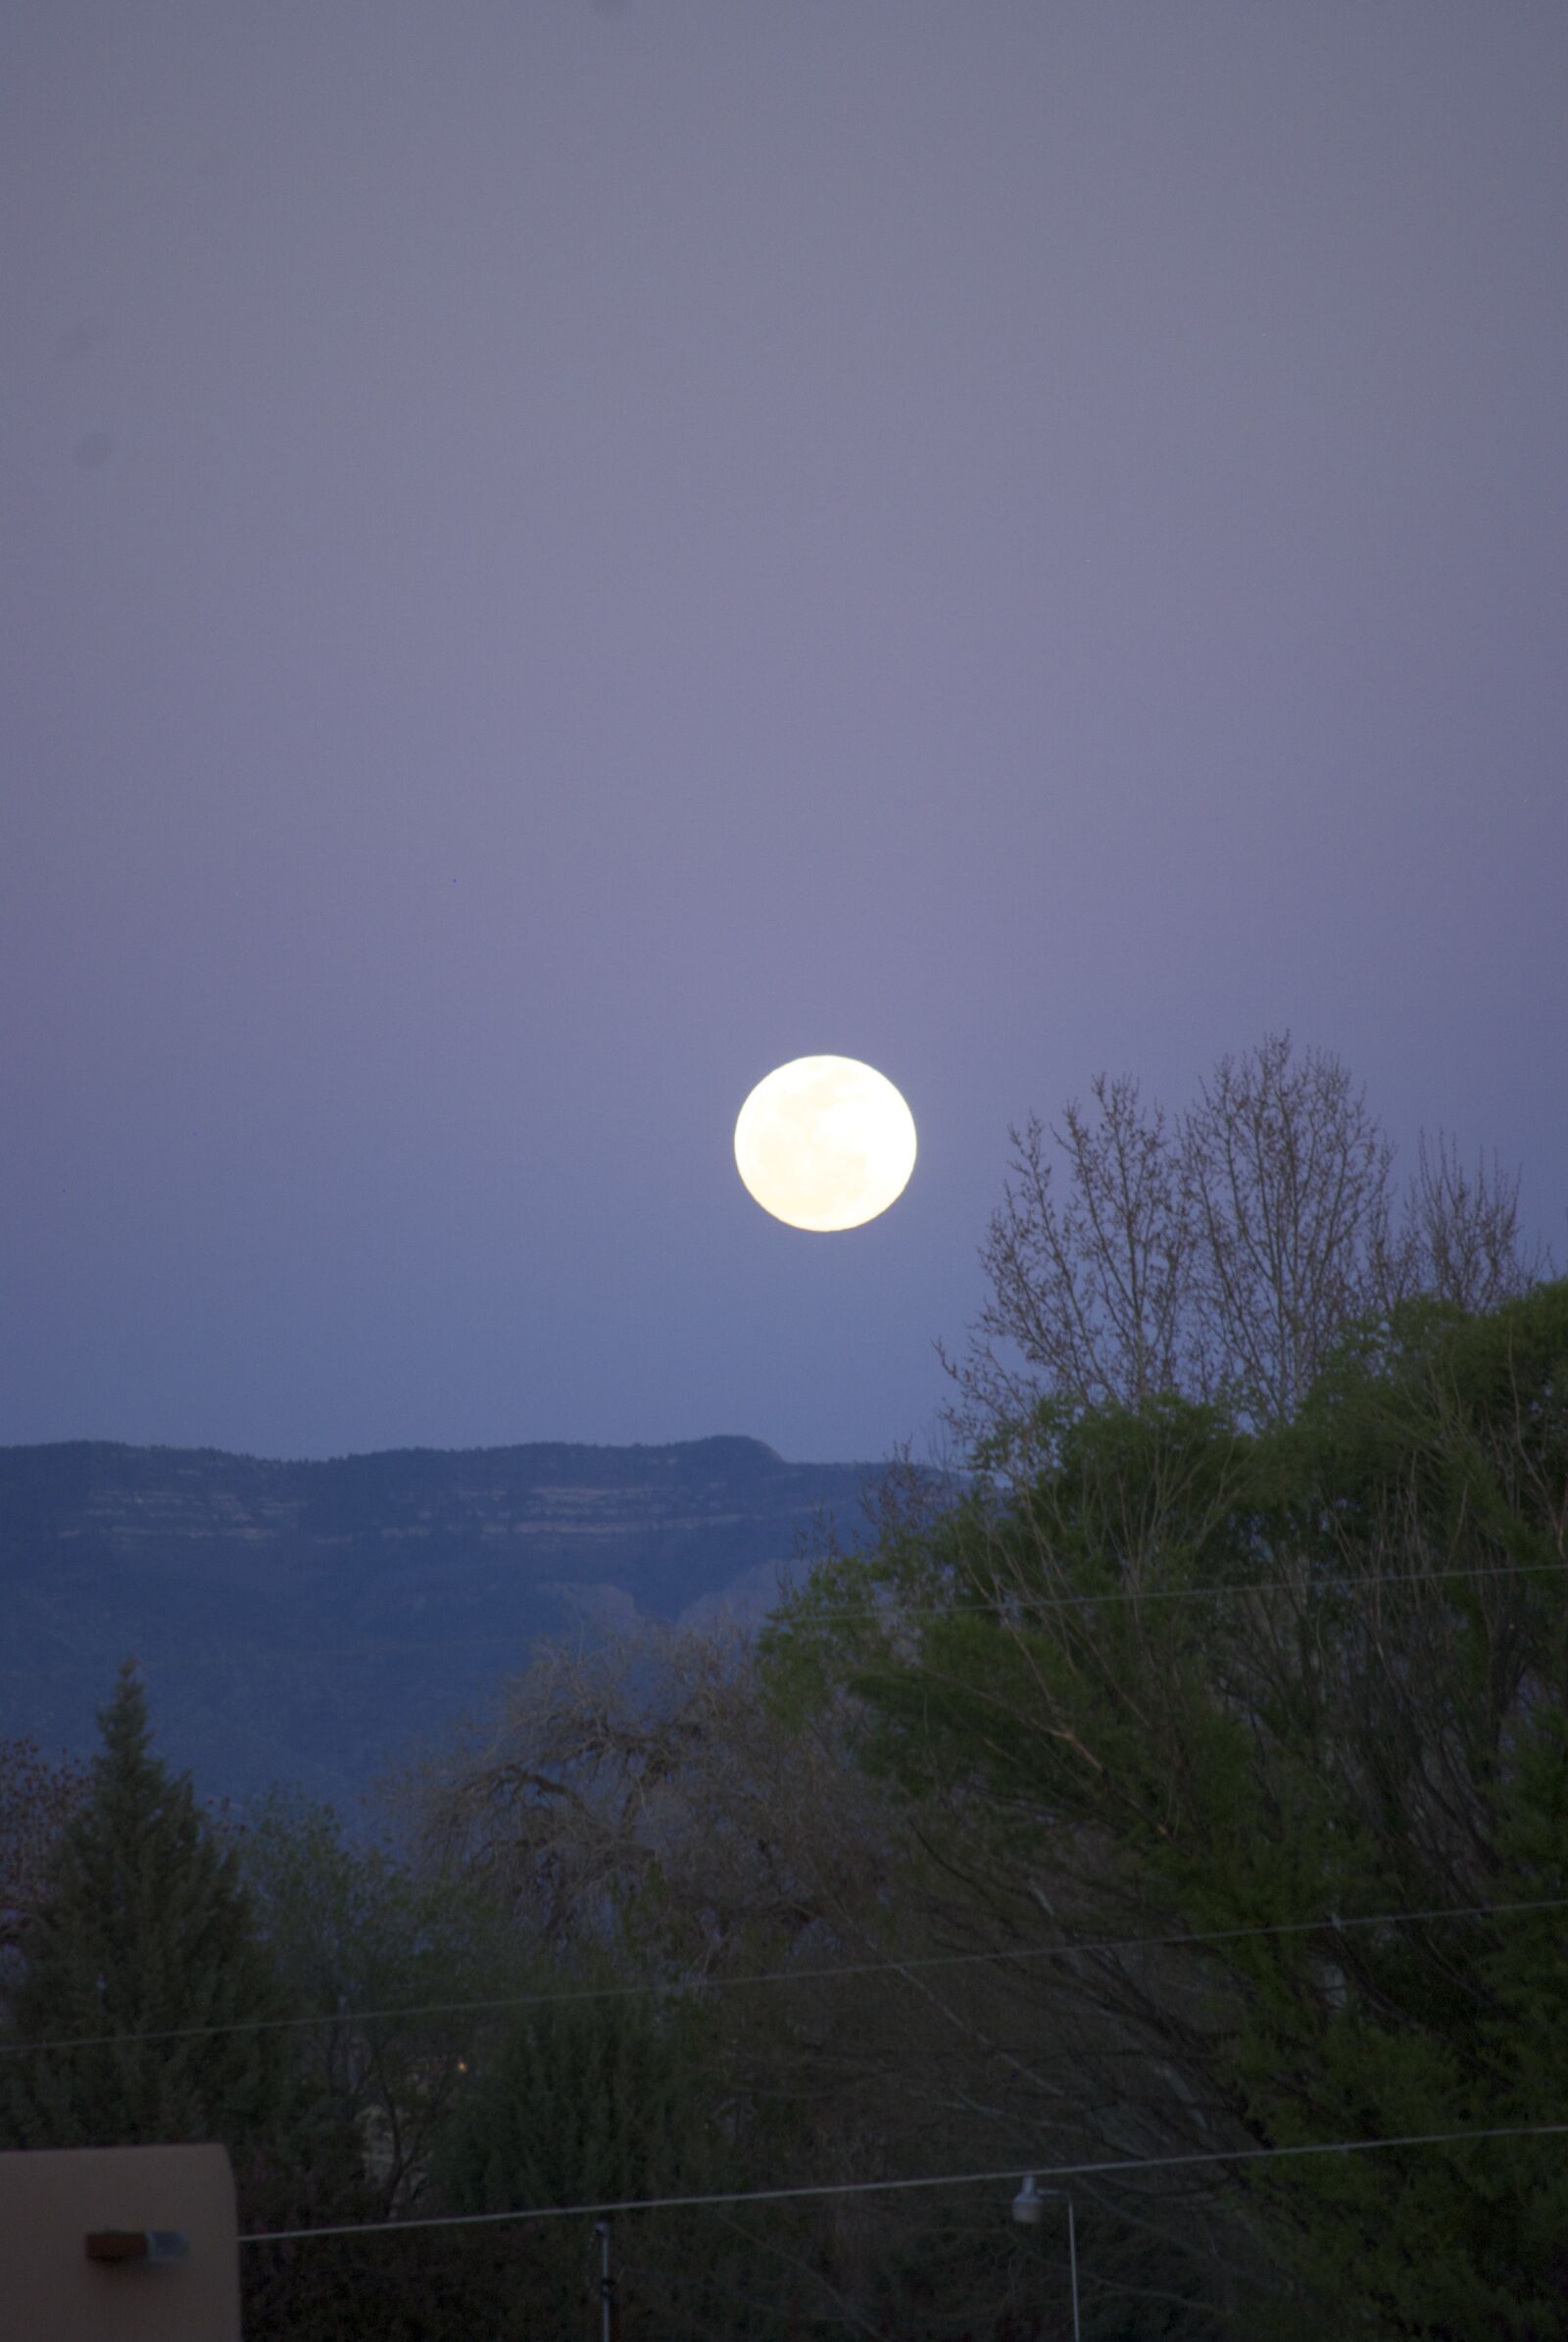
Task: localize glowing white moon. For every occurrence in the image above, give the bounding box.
[734,1056,917,1232]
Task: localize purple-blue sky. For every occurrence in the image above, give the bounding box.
[4,2,1565,1466]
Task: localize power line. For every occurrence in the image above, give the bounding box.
[5,1564,1560,2064]
[782,1553,1567,1625]
[239,2121,1568,2247]
[1,1555,1556,1676]
[6,1891,1564,2062]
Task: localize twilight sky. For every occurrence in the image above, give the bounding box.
[4,1,1565,1467]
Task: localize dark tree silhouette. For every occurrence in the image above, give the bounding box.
[0,1659,290,2152]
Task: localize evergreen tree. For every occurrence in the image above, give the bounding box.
[0,1659,291,2152]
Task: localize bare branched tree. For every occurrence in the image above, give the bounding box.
[404,1621,896,1973]
[1405,1129,1549,1315]
[1181,1034,1398,1423]
[941,1074,1197,1438]
[947,1033,1550,1451]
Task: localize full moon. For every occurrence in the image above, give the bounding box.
[734,1056,917,1232]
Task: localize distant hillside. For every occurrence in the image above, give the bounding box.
[0,1437,887,1820]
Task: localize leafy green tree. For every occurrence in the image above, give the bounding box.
[0,1659,292,2152]
[233,1794,548,2342]
[763,1284,1568,2337]
[438,1957,792,2342]
[239,1792,536,2216]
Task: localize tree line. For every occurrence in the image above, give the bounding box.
[2,1035,1563,2339]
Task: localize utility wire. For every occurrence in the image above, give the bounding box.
[777,1553,1567,1624]
[6,1892,1565,2062]
[239,2121,1568,2247]
[4,1553,1561,2064]
[1,1553,1555,1674]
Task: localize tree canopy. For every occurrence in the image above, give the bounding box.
[762,1281,1568,2336]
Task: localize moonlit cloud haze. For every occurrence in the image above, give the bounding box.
[3,2,1564,1463]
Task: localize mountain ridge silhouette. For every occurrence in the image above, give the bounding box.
[0,1435,892,1819]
